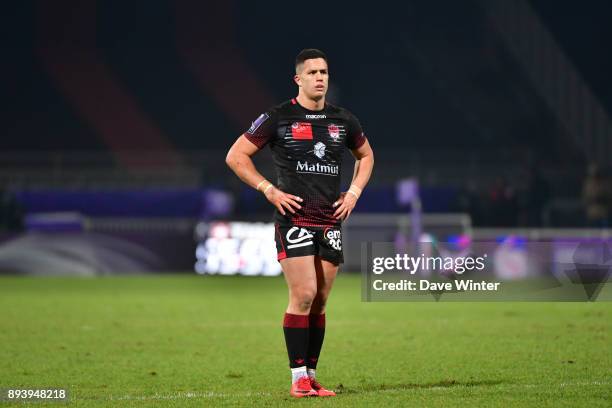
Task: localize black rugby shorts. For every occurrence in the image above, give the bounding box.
[274,224,343,265]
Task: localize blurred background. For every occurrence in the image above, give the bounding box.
[1,0,612,278]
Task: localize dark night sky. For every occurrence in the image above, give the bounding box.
[530,0,612,112]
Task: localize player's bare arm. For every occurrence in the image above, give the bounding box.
[333,139,374,220]
[226,135,303,216]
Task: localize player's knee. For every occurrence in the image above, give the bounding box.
[293,287,317,312]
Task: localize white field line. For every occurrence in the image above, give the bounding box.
[108,380,610,401]
[110,391,272,401]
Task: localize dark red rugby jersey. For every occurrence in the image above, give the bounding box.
[244,98,367,227]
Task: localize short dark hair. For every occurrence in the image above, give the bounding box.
[295,49,327,72]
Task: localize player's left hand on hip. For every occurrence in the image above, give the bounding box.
[333,191,357,220]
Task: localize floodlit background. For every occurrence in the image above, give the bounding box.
[2,0,612,275]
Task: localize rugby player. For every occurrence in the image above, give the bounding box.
[226,49,374,398]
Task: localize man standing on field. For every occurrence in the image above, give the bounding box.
[226,48,374,398]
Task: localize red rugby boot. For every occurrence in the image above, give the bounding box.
[309,378,336,397]
[290,376,317,398]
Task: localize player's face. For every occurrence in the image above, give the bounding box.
[295,58,329,100]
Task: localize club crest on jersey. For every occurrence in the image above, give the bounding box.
[314,142,326,159]
[291,122,313,140]
[328,124,340,142]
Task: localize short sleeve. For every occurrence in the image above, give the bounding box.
[345,112,367,150]
[243,111,277,149]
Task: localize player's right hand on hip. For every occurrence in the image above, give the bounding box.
[264,187,303,216]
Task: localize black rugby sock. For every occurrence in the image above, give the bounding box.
[307,313,325,369]
[283,313,309,369]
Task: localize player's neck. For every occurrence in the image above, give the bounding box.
[296,94,325,111]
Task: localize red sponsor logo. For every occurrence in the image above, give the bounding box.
[291,122,313,140]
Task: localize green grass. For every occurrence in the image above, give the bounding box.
[0,274,610,407]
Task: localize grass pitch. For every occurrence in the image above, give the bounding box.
[0,274,610,407]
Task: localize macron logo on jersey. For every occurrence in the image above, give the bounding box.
[305,114,326,119]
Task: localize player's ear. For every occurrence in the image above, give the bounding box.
[293,74,301,87]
